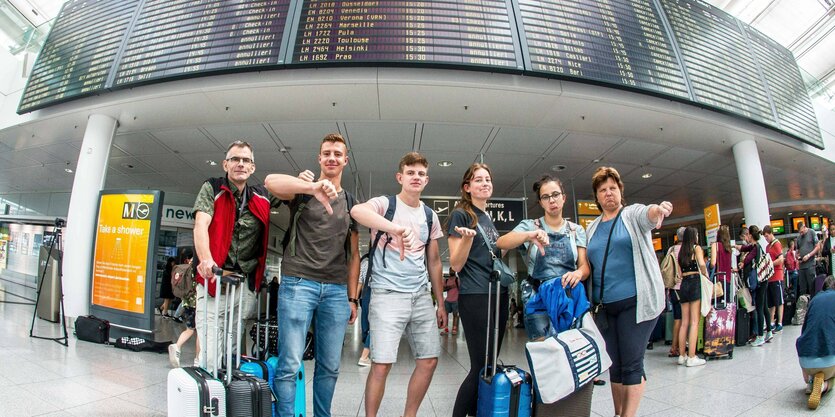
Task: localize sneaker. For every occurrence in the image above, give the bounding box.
[765,331,774,343]
[774,324,783,333]
[809,372,825,409]
[357,357,371,367]
[168,344,181,368]
[677,355,687,365]
[686,356,706,367]
[751,336,765,347]
[747,335,757,345]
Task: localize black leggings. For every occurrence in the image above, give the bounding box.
[599,296,658,385]
[453,292,509,417]
[753,284,770,336]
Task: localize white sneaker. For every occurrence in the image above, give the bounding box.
[677,355,686,365]
[357,357,371,367]
[168,344,181,368]
[686,356,706,367]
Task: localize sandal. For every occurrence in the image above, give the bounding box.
[451,327,458,335]
[668,349,680,357]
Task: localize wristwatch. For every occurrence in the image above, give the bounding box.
[348,297,359,306]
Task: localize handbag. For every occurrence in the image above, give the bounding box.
[713,281,724,299]
[475,223,515,287]
[590,209,623,331]
[756,243,775,283]
[74,315,110,344]
[525,312,612,404]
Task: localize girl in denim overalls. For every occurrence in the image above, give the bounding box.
[497,174,590,340]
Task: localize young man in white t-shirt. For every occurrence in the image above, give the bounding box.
[350,151,447,417]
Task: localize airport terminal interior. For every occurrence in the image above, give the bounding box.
[1,0,835,416]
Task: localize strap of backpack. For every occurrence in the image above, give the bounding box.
[364,195,398,285]
[285,195,312,257]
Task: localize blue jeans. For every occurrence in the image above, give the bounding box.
[275,276,350,417]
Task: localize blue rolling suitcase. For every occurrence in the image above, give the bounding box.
[268,360,306,417]
[477,272,532,417]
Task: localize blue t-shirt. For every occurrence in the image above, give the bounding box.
[587,216,636,303]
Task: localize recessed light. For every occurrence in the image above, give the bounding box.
[437,160,453,167]
[641,173,652,179]
[270,210,279,215]
[788,212,793,215]
[206,160,217,166]
[550,164,566,172]
[64,168,73,173]
[592,158,602,163]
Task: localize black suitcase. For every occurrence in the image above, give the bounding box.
[74,315,110,344]
[734,308,750,347]
[225,370,272,417]
[783,299,796,326]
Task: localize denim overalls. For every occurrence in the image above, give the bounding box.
[524,219,577,339]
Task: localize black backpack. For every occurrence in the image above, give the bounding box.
[364,195,434,284]
[282,192,357,259]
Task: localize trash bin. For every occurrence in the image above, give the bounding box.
[36,246,62,323]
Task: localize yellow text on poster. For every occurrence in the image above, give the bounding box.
[91,193,154,313]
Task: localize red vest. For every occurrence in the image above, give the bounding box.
[195,177,272,297]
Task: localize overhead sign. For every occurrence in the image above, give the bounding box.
[770,219,785,235]
[420,196,526,232]
[809,216,822,231]
[792,217,806,232]
[577,216,597,231]
[161,205,196,228]
[703,204,720,245]
[577,201,601,216]
[90,190,163,333]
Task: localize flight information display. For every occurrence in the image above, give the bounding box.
[114,0,292,86]
[743,25,821,146]
[659,0,775,126]
[18,0,139,113]
[518,0,690,99]
[289,0,521,69]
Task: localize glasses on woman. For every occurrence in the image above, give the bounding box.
[539,191,563,202]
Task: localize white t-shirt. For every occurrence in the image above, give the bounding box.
[366,196,443,292]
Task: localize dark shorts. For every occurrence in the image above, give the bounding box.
[183,307,196,329]
[767,281,784,308]
[677,275,701,303]
[444,300,459,314]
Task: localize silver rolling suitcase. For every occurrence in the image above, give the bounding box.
[167,267,228,416]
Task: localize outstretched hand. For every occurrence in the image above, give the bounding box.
[395,226,417,260]
[529,229,549,256]
[454,226,477,238]
[313,179,338,215]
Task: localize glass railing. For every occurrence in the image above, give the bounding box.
[0,0,51,55]
[801,68,835,111]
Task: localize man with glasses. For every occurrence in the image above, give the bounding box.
[192,140,282,371]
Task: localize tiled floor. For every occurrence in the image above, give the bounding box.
[1,282,832,416]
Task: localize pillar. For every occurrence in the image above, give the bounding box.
[63,114,118,318]
[732,140,770,235]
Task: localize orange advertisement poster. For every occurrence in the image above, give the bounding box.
[91,193,155,313]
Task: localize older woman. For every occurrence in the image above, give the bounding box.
[584,167,672,417]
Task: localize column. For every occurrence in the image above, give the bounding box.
[733,139,770,233]
[63,114,118,318]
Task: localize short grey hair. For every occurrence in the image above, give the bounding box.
[676,227,686,242]
[824,275,835,291]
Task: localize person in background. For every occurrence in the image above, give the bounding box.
[159,257,177,317]
[710,225,734,296]
[818,224,835,277]
[674,227,707,367]
[786,239,799,299]
[737,226,771,346]
[168,250,199,368]
[441,268,461,336]
[357,254,371,367]
[447,163,509,417]
[584,167,672,417]
[762,225,785,333]
[796,222,820,297]
[796,275,835,409]
[666,227,686,358]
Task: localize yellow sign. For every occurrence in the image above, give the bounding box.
[577,201,601,216]
[824,218,830,230]
[792,217,806,232]
[577,216,597,231]
[704,204,720,230]
[91,193,155,313]
[652,238,662,251]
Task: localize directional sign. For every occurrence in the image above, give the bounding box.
[421,196,526,232]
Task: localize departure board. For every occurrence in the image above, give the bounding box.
[18,0,139,113]
[743,25,822,146]
[289,0,521,69]
[659,0,775,125]
[518,0,690,99]
[114,0,292,86]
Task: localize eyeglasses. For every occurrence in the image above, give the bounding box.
[226,156,253,165]
[539,191,563,202]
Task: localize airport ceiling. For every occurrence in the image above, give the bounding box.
[0,0,833,234]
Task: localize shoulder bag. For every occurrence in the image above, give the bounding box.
[589,209,623,332]
[476,223,515,287]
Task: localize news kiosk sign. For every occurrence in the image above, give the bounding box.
[90,190,163,333]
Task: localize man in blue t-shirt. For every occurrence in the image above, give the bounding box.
[350,151,446,417]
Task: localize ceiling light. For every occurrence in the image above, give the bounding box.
[64,168,73,173]
[270,210,279,215]
[788,212,793,215]
[550,164,566,172]
[641,173,652,179]
[206,160,217,166]
[437,161,453,167]
[592,158,601,163]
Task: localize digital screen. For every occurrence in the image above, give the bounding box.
[770,219,784,235]
[289,0,521,69]
[114,0,292,86]
[518,0,689,98]
[18,0,139,112]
